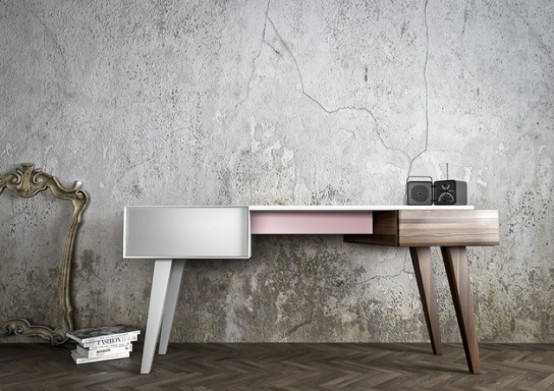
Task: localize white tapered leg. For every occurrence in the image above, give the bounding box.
[140,259,173,375]
[158,259,186,355]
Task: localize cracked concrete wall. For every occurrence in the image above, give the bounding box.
[1,0,553,343]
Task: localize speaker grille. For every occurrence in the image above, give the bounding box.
[407,181,433,205]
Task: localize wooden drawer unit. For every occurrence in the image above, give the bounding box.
[345,209,499,247]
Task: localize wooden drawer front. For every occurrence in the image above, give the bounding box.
[251,211,373,234]
[123,207,250,259]
[398,210,499,247]
[344,210,499,247]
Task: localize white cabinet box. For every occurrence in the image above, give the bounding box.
[123,206,251,259]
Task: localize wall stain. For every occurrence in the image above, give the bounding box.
[77,249,99,276]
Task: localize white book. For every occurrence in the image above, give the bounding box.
[71,349,130,364]
[81,333,138,348]
[66,325,140,345]
[76,343,133,358]
[85,340,135,351]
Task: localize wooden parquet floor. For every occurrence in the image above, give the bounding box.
[0,343,553,390]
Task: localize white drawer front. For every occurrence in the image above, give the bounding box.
[123,207,250,259]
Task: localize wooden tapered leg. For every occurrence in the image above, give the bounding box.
[410,247,442,355]
[441,246,480,374]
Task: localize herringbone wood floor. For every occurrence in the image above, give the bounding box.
[0,343,553,390]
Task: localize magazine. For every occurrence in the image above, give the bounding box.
[71,349,130,364]
[66,325,140,344]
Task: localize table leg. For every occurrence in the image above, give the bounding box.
[158,259,186,355]
[410,247,442,355]
[140,259,173,375]
[441,246,480,374]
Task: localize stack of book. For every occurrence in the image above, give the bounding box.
[66,325,141,364]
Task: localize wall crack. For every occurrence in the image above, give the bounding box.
[234,0,272,110]
[266,16,409,158]
[408,0,430,176]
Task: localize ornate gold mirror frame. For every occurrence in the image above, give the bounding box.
[0,163,88,345]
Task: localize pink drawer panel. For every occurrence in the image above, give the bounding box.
[251,211,373,235]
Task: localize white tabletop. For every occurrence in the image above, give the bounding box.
[249,205,475,211]
[125,205,475,211]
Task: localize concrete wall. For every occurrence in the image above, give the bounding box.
[1,0,552,343]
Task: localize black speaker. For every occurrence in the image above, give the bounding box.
[434,180,467,205]
[406,177,433,205]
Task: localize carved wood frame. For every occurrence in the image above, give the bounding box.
[0,163,88,345]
